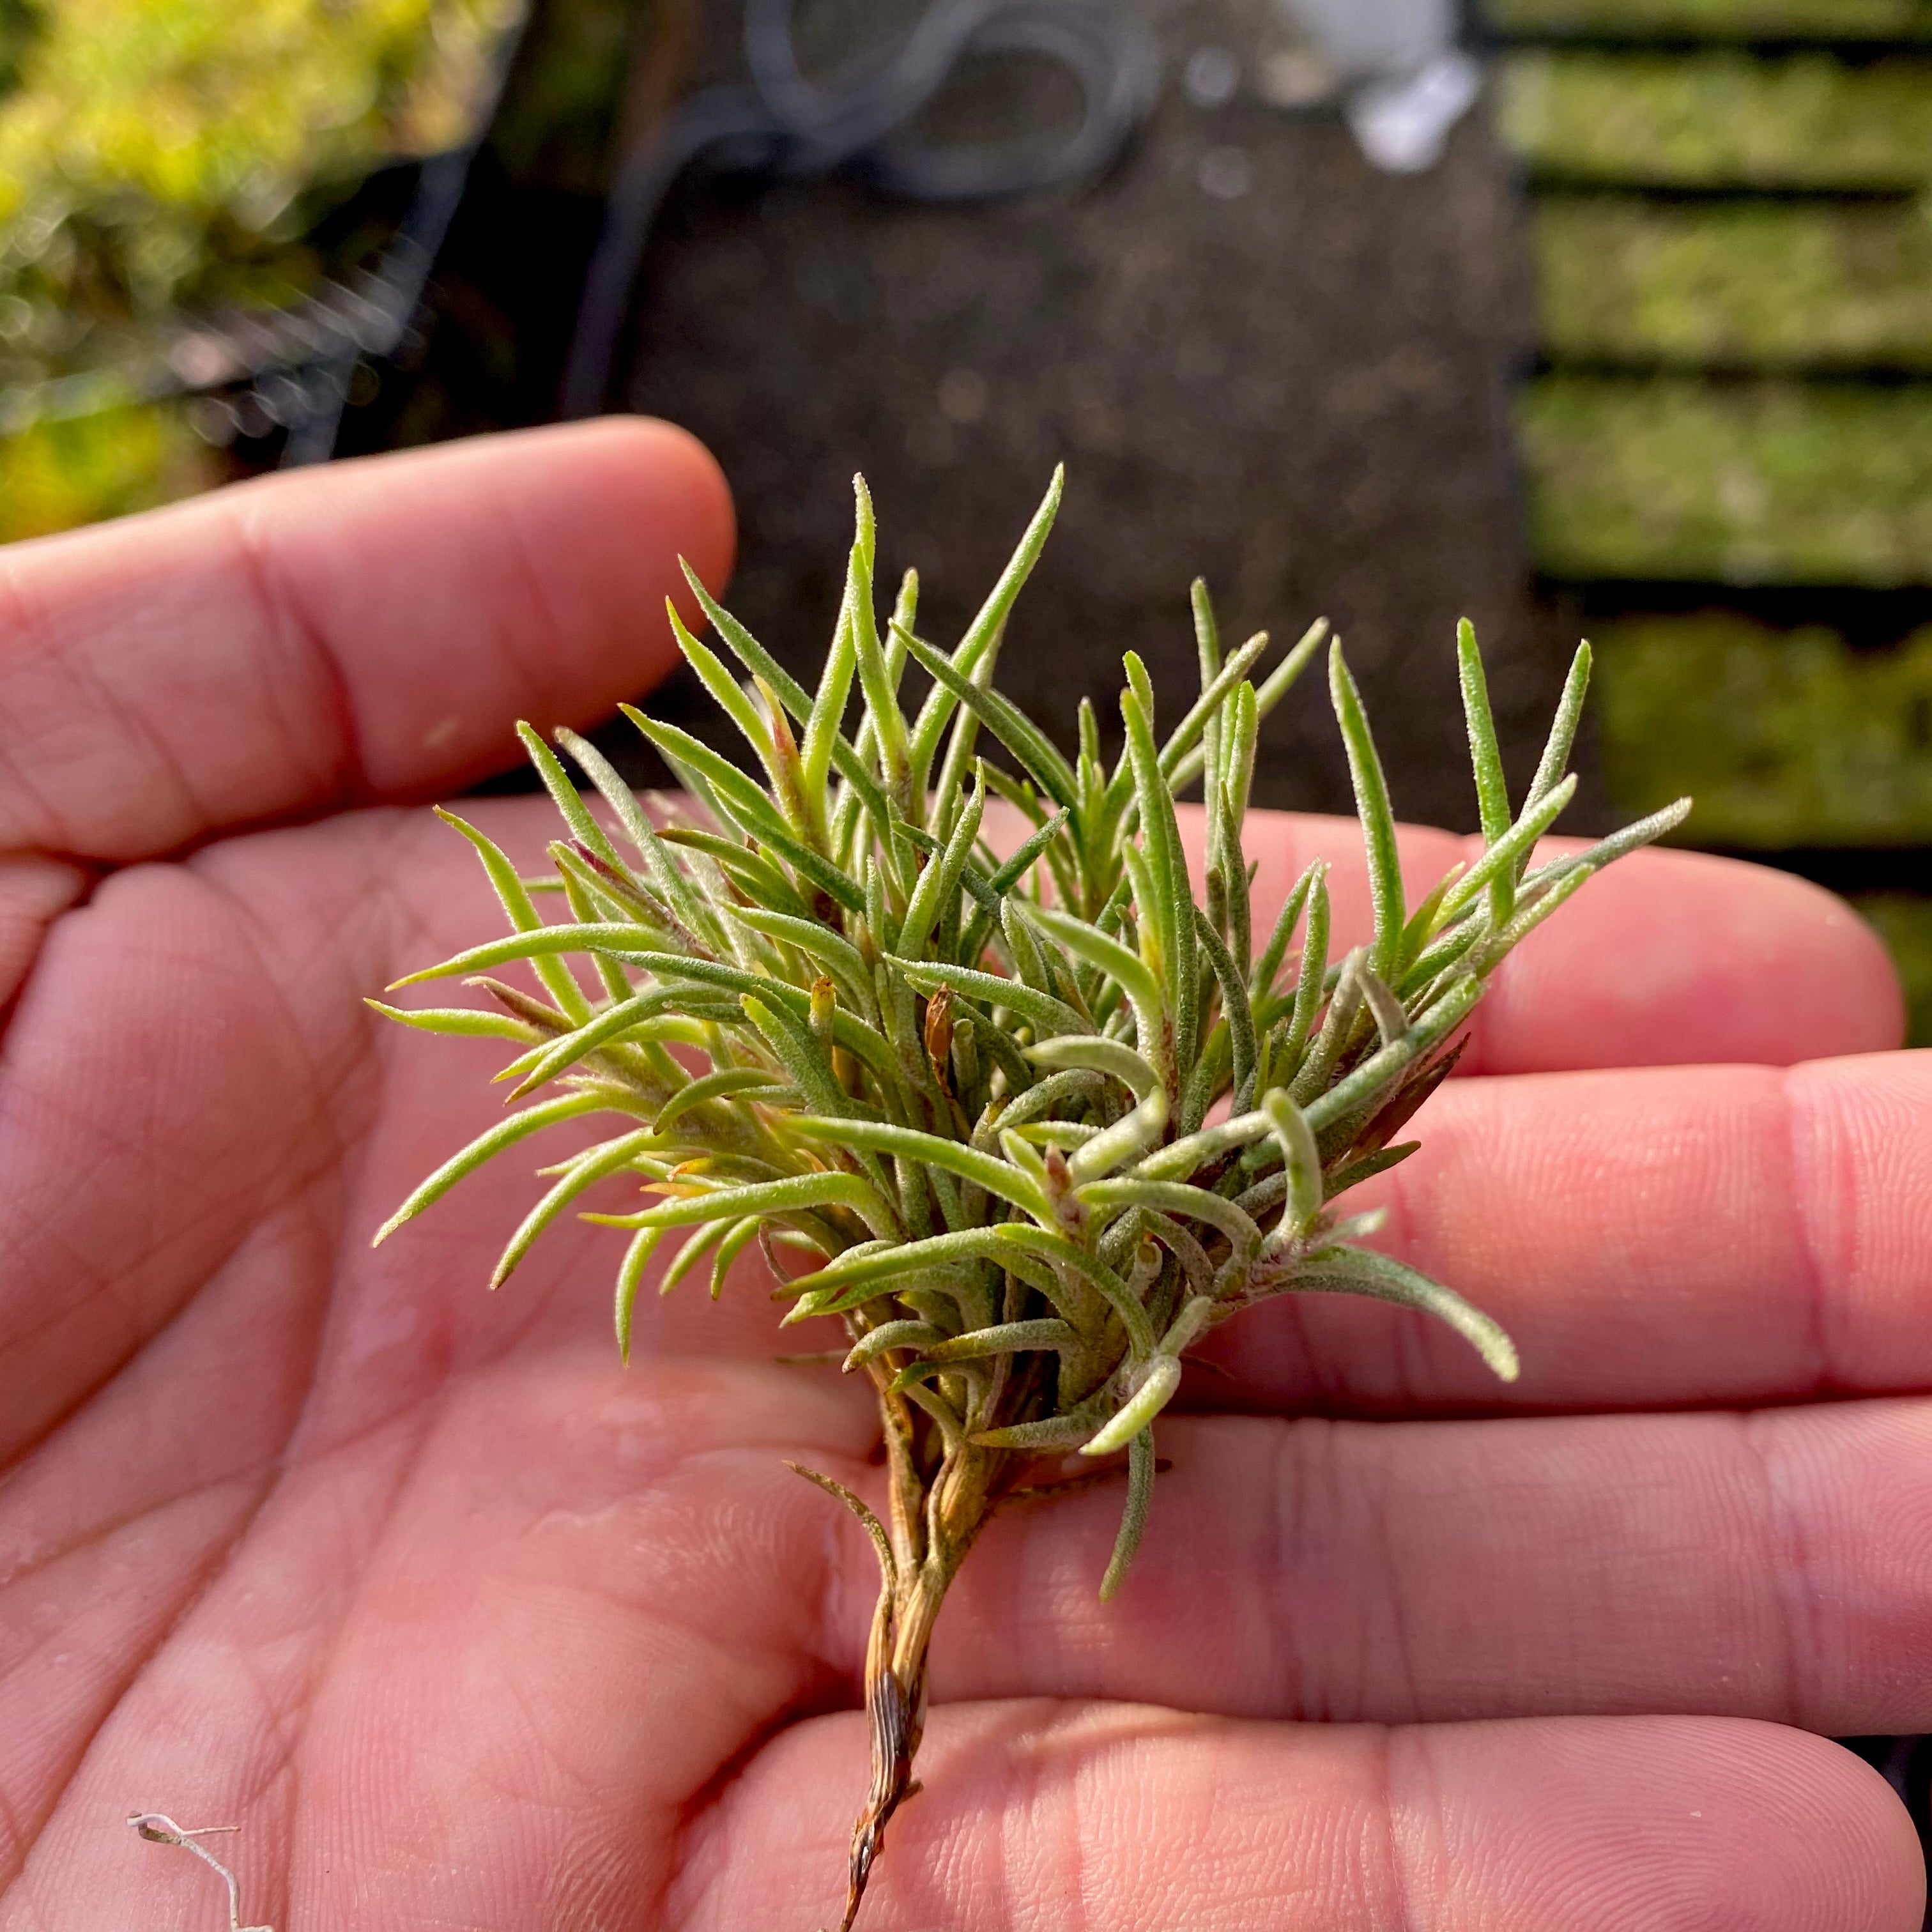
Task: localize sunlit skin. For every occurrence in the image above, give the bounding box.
[1,420,1926,1930]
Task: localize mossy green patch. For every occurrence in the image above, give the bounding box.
[1482,0,1932,37]
[0,401,220,542]
[1520,375,1932,583]
[1595,611,1932,845]
[1852,894,1932,1046]
[1535,195,1932,371]
[1496,50,1932,190]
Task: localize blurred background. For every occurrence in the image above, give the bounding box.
[1,0,1928,1880]
[0,0,1925,1045]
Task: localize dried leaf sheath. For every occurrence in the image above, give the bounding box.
[373,471,1688,1929]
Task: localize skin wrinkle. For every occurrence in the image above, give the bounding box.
[0,564,100,855]
[0,857,89,1015]
[1737,1409,1818,1734]
[1266,1418,1323,1721]
[45,594,207,854]
[1781,1064,1841,1398]
[224,496,365,815]
[1379,1726,1423,1932]
[190,859,371,1184]
[1367,1423,1427,1732]
[493,470,595,735]
[656,1655,851,1932]
[1008,1702,1090,1932]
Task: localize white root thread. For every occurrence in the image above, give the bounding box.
[128,1813,273,1931]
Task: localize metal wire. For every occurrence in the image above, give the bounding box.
[560,0,1156,419]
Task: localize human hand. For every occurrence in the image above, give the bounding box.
[1,424,1925,1930]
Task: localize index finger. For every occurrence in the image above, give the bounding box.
[0,418,734,864]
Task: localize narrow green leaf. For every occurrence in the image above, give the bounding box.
[615,1225,665,1362]
[1079,1176,1261,1254]
[803,583,859,796]
[1520,798,1692,895]
[1455,617,1515,926]
[1119,661,1195,1066]
[681,561,813,718]
[1249,615,1329,724]
[790,1116,1050,1220]
[656,826,811,920]
[615,1168,889,1231]
[388,921,656,989]
[505,983,688,1099]
[894,623,1079,811]
[1439,773,1578,923]
[779,1226,1045,1319]
[1251,859,1323,1000]
[848,475,912,804]
[660,1216,732,1294]
[1194,903,1257,1108]
[1302,972,1482,1138]
[652,1066,790,1137]
[842,1320,950,1371]
[373,1092,614,1244]
[365,1000,538,1043]
[493,1127,659,1288]
[667,601,776,770]
[1262,1090,1323,1233]
[907,464,1064,792]
[1290,1242,1520,1382]
[888,956,1085,1040]
[1528,639,1592,813]
[1023,1034,1162,1100]
[431,808,594,1027]
[993,1223,1154,1356]
[924,1318,1080,1363]
[1328,642,1406,981]
[1133,1103,1273,1181]
[622,707,866,913]
[1160,625,1269,781]
[897,772,985,961]
[1098,1427,1158,1601]
[1064,1085,1169,1186]
[709,1215,765,1298]
[732,905,875,1009]
[1469,861,1599,974]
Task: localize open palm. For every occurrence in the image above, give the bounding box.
[2,422,1927,1931]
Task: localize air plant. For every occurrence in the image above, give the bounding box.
[372,470,1688,1931]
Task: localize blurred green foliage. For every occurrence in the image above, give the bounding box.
[0,0,518,539]
[1483,0,1932,36]
[1596,611,1932,844]
[1853,894,1932,1046]
[1521,375,1932,582]
[0,396,211,533]
[490,0,660,194]
[1536,195,1932,371]
[1496,50,1932,190]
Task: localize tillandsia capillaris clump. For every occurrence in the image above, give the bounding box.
[372,470,1689,1931]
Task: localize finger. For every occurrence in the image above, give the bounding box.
[0,418,733,862]
[1231,808,1901,1071]
[1202,1048,1932,1414]
[876,1397,1932,1738]
[680,1703,1919,1932]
